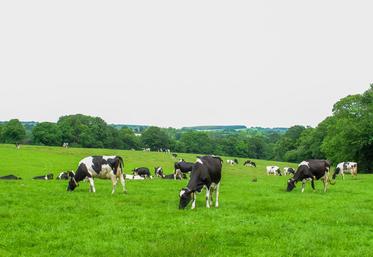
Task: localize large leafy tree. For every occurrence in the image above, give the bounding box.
[32,122,62,146]
[1,119,26,143]
[321,85,373,170]
[57,114,111,148]
[141,126,171,151]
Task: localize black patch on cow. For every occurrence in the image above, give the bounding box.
[91,156,108,174]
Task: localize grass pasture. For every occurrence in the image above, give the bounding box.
[0,144,372,257]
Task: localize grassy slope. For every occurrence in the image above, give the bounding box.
[0,144,372,257]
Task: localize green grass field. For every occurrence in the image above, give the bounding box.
[0,144,372,257]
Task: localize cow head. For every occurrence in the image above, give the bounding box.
[154,167,164,177]
[67,176,78,191]
[179,187,192,209]
[287,178,296,191]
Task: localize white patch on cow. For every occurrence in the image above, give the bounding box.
[196,158,203,165]
[180,189,186,197]
[299,161,309,167]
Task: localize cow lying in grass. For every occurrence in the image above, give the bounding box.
[266,166,281,176]
[155,167,184,180]
[67,156,126,194]
[57,171,75,180]
[0,175,22,180]
[179,155,222,209]
[33,173,54,180]
[133,167,152,179]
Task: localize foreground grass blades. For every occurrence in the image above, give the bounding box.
[0,144,372,256]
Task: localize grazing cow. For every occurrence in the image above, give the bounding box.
[143,148,151,152]
[284,167,296,176]
[244,160,256,167]
[67,156,126,194]
[179,156,223,209]
[174,160,194,176]
[62,142,69,148]
[0,175,22,180]
[133,167,152,178]
[33,173,54,180]
[227,159,238,165]
[332,162,358,180]
[266,166,281,176]
[287,160,331,192]
[57,171,75,180]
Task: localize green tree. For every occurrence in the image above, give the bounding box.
[32,122,62,146]
[141,126,171,150]
[118,127,140,150]
[1,119,26,143]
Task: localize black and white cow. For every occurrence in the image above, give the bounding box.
[174,160,194,176]
[133,167,152,178]
[287,160,332,193]
[266,166,281,176]
[179,156,223,209]
[332,162,358,180]
[283,167,295,176]
[67,156,126,194]
[33,173,54,180]
[154,167,164,177]
[164,170,184,180]
[227,159,238,165]
[0,175,22,180]
[57,171,75,180]
[244,160,256,167]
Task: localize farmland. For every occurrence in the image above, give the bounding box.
[0,144,372,257]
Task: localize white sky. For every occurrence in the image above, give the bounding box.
[0,0,372,128]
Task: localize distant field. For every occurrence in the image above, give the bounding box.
[0,144,372,257]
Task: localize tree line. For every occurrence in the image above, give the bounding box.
[1,85,372,171]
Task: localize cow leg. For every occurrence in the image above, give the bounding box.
[323,172,329,192]
[88,177,96,193]
[119,173,127,193]
[191,192,196,209]
[301,179,306,193]
[205,189,210,208]
[209,187,214,207]
[342,171,345,180]
[311,179,315,192]
[215,183,220,208]
[111,175,118,194]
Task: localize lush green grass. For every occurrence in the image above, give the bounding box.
[0,144,372,257]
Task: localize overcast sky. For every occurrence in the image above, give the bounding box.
[0,1,372,128]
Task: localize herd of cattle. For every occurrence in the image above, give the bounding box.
[0,154,358,209]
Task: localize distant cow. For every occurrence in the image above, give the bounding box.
[266,166,281,176]
[133,167,152,178]
[154,167,164,177]
[227,159,238,165]
[287,160,331,192]
[57,171,75,180]
[179,156,223,209]
[67,156,126,194]
[163,170,184,180]
[283,167,295,176]
[244,160,256,167]
[332,162,358,180]
[172,153,178,158]
[0,175,22,180]
[33,173,54,180]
